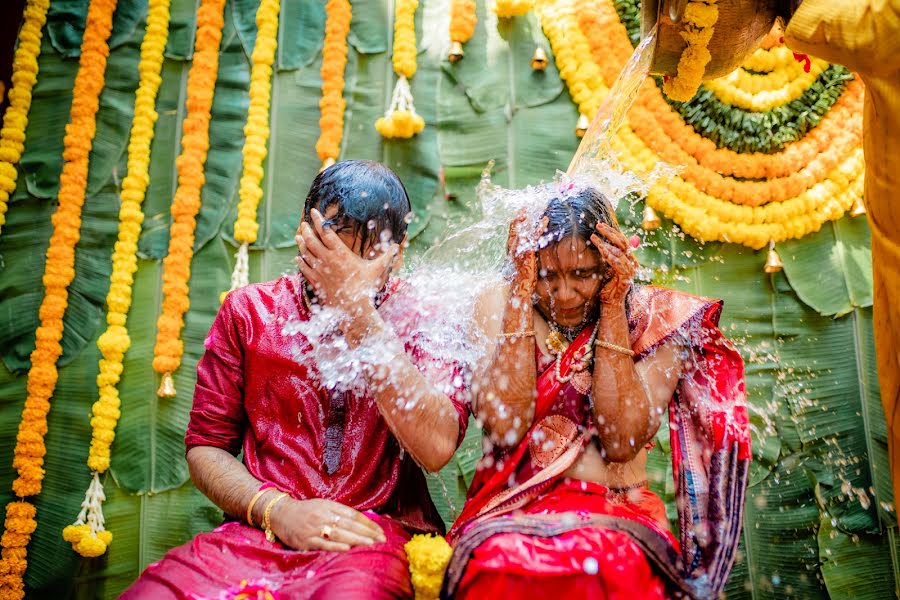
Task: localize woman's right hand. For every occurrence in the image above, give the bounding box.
[506,210,543,293]
[269,498,386,552]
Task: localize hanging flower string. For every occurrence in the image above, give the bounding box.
[225,0,280,298]
[62,0,173,558]
[0,0,50,239]
[152,0,227,398]
[316,0,352,169]
[661,0,719,102]
[0,0,117,596]
[449,0,477,61]
[405,534,453,600]
[376,0,425,139]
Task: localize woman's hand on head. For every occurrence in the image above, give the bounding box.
[590,222,638,305]
[506,210,547,295]
[294,208,399,313]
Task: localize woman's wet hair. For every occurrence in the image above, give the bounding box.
[303,160,412,255]
[539,186,620,250]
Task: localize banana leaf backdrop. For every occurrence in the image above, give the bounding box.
[0,0,896,597]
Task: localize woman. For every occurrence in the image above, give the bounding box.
[443,184,750,599]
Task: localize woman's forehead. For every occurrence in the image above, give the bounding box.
[538,237,602,268]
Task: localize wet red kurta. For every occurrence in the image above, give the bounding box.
[123,275,468,600]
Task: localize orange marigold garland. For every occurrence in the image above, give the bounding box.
[316,0,352,169]
[152,0,227,397]
[449,0,477,61]
[376,0,425,139]
[0,0,50,239]
[0,0,117,595]
[226,0,280,296]
[62,0,173,558]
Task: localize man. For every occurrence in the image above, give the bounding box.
[785,0,900,508]
[123,160,469,599]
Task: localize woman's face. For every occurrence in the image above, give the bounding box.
[535,235,606,328]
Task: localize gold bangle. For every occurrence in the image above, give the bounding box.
[263,492,289,543]
[498,330,534,339]
[246,488,272,527]
[594,339,635,356]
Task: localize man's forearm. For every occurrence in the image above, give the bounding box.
[186,446,276,526]
[340,302,460,472]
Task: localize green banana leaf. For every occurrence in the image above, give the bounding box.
[0,0,896,597]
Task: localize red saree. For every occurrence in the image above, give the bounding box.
[122,275,469,600]
[444,286,750,600]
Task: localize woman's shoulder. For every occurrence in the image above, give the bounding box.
[628,285,724,357]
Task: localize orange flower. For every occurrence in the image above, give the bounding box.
[0,0,117,595]
[152,0,227,392]
[316,0,352,164]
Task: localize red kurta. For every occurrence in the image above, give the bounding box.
[123,275,469,600]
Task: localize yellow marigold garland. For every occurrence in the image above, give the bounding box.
[705,57,827,111]
[0,0,50,239]
[405,534,453,600]
[62,0,173,558]
[226,0,280,296]
[376,0,425,139]
[152,0,227,397]
[0,0,117,595]
[661,0,718,102]
[536,0,605,119]
[316,0,352,168]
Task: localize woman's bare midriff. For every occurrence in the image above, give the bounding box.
[562,437,649,489]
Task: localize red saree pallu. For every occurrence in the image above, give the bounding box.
[444,287,751,600]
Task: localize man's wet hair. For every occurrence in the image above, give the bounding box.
[303,160,412,255]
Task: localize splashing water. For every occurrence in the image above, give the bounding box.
[568,25,658,177]
[283,29,677,414]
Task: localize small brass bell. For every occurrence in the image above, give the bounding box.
[641,205,661,230]
[157,372,176,398]
[575,113,590,138]
[531,47,549,71]
[849,197,866,217]
[449,41,465,63]
[320,157,336,172]
[764,243,784,274]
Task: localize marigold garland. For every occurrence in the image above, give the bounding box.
[0,0,117,595]
[661,0,719,102]
[405,534,452,600]
[493,0,531,17]
[226,0,280,296]
[62,0,173,559]
[450,0,477,46]
[705,58,826,111]
[0,0,50,240]
[376,0,425,139]
[542,0,866,249]
[316,0,352,167]
[152,0,227,397]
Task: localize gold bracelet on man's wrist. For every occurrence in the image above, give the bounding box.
[594,339,635,356]
[263,492,289,543]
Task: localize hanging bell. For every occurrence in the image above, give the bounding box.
[575,113,590,138]
[320,157,336,172]
[764,243,784,274]
[449,41,465,63]
[641,205,661,230]
[157,372,176,398]
[849,197,866,217]
[531,47,549,71]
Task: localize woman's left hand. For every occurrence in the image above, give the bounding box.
[590,222,638,305]
[295,209,399,314]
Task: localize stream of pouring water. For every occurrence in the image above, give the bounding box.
[568,26,658,177]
